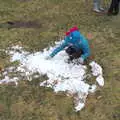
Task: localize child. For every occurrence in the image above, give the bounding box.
[46,26,90,64]
[93,0,104,13]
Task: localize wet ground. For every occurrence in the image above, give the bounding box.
[16,0,31,2]
[0,21,42,29]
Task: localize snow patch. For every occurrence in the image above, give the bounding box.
[0,45,104,111]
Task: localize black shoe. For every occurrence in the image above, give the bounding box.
[107,10,119,16]
[112,11,119,15]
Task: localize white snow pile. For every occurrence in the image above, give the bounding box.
[0,44,104,111]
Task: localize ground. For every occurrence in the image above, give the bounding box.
[0,0,120,120]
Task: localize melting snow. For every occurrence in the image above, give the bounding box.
[0,45,104,111]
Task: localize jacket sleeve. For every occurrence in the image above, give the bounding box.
[50,38,68,57]
[80,39,90,60]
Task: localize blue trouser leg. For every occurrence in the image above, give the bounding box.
[93,0,101,9]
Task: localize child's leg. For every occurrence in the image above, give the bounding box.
[71,50,83,59]
[65,46,82,61]
[66,46,77,61]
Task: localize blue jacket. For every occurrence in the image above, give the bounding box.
[50,30,90,60]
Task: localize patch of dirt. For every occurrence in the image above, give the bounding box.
[7,21,42,28]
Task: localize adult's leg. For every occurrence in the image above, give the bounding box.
[97,0,104,11]
[114,0,120,15]
[93,0,101,12]
[108,0,114,14]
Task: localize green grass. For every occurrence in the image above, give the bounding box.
[0,0,120,120]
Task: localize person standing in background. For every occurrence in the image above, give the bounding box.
[108,0,120,15]
[93,0,104,13]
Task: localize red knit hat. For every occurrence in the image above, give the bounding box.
[65,31,70,36]
[70,26,79,32]
[65,26,79,36]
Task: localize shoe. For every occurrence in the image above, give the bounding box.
[99,7,104,11]
[93,2,102,13]
[113,11,119,16]
[93,8,102,13]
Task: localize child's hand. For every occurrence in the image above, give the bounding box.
[87,33,93,40]
[78,57,84,64]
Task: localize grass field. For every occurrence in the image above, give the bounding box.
[0,0,120,120]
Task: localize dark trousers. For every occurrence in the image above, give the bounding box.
[65,46,83,61]
[108,0,120,14]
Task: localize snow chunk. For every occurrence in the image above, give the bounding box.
[75,102,85,112]
[96,75,104,86]
[0,76,18,85]
[89,61,103,76]
[89,61,104,86]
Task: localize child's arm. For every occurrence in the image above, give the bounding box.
[50,37,69,57]
[80,40,90,60]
